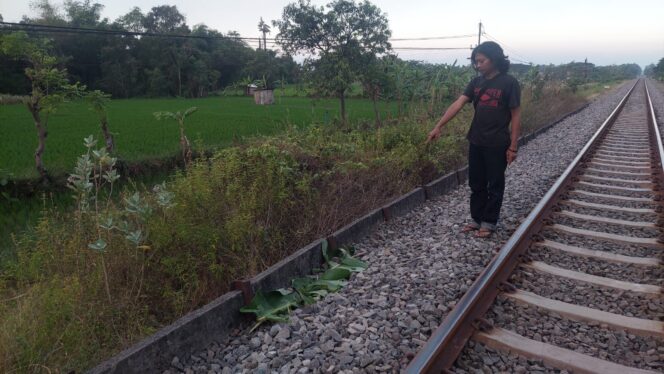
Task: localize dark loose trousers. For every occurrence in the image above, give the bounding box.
[468,142,508,228]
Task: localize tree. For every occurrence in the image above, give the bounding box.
[116,6,144,32]
[2,3,303,99]
[143,5,186,33]
[274,0,391,124]
[1,32,83,180]
[656,58,664,81]
[644,64,656,78]
[360,56,392,128]
[257,17,270,51]
[143,5,190,97]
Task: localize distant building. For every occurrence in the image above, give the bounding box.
[246,84,258,96]
[254,89,274,105]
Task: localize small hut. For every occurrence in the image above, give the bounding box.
[254,89,275,105]
[245,84,258,96]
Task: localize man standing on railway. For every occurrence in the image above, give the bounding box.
[426,41,521,238]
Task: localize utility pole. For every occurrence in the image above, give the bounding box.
[477,21,482,47]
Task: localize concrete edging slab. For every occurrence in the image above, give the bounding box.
[327,208,385,250]
[88,290,245,373]
[381,187,427,221]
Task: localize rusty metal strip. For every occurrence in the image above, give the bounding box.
[474,327,659,374]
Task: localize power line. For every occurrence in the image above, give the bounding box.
[482,31,534,65]
[0,21,478,46]
[390,34,475,41]
[0,21,482,56]
[393,47,471,51]
[0,21,261,41]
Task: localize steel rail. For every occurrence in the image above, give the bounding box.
[405,79,641,373]
[645,81,664,176]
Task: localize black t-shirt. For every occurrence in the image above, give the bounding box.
[462,73,521,148]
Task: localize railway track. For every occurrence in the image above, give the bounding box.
[407,79,664,373]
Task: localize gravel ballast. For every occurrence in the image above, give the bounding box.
[509,268,661,320]
[486,298,664,370]
[161,82,635,373]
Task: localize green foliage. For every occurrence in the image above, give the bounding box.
[523,61,641,85]
[86,90,111,115]
[0,137,176,371]
[646,58,664,81]
[154,107,198,163]
[274,0,392,121]
[1,30,86,178]
[2,1,301,99]
[240,289,301,327]
[240,242,367,331]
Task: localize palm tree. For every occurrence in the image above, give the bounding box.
[258,17,271,51]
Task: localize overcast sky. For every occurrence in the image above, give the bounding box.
[1,0,663,68]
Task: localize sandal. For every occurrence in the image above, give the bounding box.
[461,223,480,233]
[475,228,494,238]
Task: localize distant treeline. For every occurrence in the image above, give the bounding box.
[645,58,664,81]
[510,60,642,83]
[0,1,299,98]
[0,1,645,100]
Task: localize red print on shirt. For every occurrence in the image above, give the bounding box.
[473,87,502,108]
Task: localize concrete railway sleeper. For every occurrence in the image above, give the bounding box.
[407,79,664,373]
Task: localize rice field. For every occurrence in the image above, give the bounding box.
[0,95,397,179]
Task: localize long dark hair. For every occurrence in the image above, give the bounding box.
[471,41,510,73]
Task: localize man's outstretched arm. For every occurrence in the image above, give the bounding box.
[426,94,471,142]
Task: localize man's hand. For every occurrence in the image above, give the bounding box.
[426,127,442,143]
[506,148,517,164]
[426,95,470,144]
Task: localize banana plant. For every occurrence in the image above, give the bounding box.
[240,240,367,331]
[153,107,198,165]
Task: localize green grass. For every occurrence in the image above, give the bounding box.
[576,79,628,100]
[0,95,397,179]
[0,171,172,263]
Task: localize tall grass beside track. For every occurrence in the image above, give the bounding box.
[0,82,611,372]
